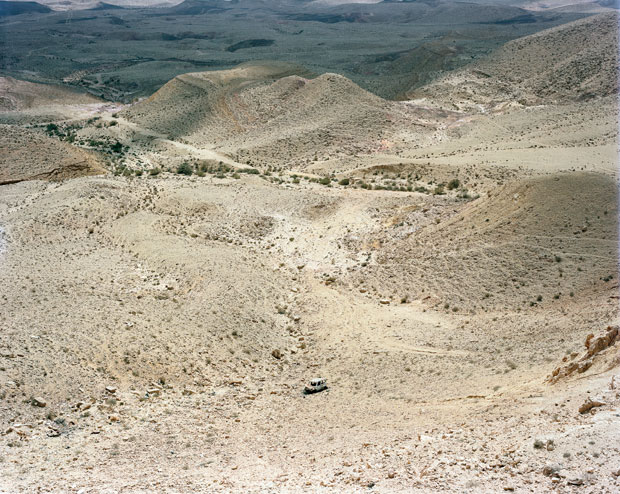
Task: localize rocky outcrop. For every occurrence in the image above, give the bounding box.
[547,326,618,384]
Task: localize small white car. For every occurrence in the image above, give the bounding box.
[304,378,327,395]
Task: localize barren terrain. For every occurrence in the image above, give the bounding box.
[0,9,619,494]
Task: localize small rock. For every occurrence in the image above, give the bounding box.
[379,299,390,305]
[147,388,160,396]
[105,386,117,394]
[271,349,282,359]
[46,429,61,438]
[31,397,46,408]
[567,477,584,486]
[579,398,605,414]
[387,471,396,479]
[543,464,561,477]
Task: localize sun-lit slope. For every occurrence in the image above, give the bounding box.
[122,63,418,167]
[411,12,619,109]
[0,176,303,407]
[121,62,314,138]
[0,77,100,111]
[218,73,409,167]
[351,172,618,312]
[0,125,105,184]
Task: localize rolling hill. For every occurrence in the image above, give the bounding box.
[410,12,619,109]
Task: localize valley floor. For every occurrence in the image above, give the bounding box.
[0,170,618,492]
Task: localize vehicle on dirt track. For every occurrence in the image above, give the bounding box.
[304,378,327,395]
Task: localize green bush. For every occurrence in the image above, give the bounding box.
[338,178,350,186]
[176,162,193,176]
[319,177,331,186]
[447,178,460,190]
[240,168,260,174]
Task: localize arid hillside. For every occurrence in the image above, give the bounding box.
[0,76,101,111]
[410,12,619,110]
[0,125,104,184]
[0,7,619,494]
[351,172,618,311]
[121,63,426,168]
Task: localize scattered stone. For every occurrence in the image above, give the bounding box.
[31,396,46,408]
[579,398,605,414]
[46,428,61,437]
[379,298,390,305]
[105,386,117,394]
[543,464,561,477]
[147,388,161,396]
[567,477,584,486]
[271,349,282,359]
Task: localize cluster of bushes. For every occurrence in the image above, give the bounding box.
[306,174,472,197]
[175,160,260,178]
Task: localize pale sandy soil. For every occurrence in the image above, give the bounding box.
[0,12,619,494]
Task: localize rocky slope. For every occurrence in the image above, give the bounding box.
[0,125,104,184]
[410,12,619,110]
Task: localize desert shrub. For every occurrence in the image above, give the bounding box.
[177,162,193,176]
[447,178,460,190]
[319,177,331,186]
[338,178,350,186]
[148,168,160,176]
[433,185,445,195]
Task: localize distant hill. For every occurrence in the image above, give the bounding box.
[411,12,619,109]
[0,1,51,15]
[88,1,125,9]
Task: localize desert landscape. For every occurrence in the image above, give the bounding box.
[0,1,619,492]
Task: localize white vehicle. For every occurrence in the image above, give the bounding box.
[304,378,327,394]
